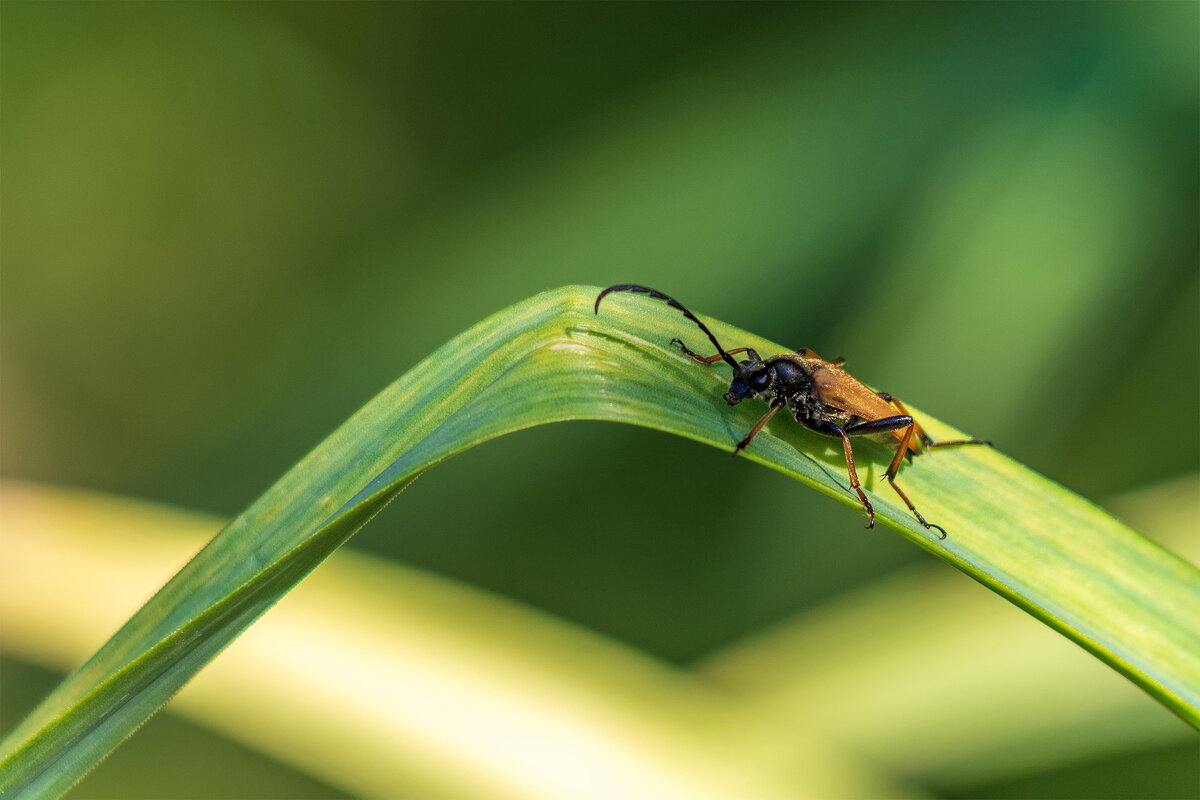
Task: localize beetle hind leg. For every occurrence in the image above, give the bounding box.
[843,414,948,539]
[876,393,933,448]
[877,392,993,452]
[882,423,947,540]
[925,438,993,449]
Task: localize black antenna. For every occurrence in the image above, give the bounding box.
[594,284,739,370]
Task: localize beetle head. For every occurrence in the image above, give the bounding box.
[724,359,772,405]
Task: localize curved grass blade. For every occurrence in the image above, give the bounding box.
[700,475,1200,787]
[1,285,1197,798]
[0,482,908,800]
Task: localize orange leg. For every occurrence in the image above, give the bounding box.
[877,392,992,450]
[841,414,945,538]
[881,423,947,540]
[672,338,758,364]
[834,428,875,528]
[807,418,879,528]
[732,401,784,456]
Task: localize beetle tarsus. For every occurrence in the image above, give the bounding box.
[670,337,695,357]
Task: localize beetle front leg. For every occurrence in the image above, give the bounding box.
[671,338,758,364]
[731,400,784,456]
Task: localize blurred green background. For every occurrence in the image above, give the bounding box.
[2,2,1197,798]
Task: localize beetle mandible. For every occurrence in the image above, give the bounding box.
[593,283,991,539]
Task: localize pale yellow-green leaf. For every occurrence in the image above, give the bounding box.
[0,482,906,800]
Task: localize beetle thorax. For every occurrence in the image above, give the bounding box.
[768,358,811,393]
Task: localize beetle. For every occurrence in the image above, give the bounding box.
[593,283,991,538]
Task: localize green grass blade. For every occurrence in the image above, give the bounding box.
[1,285,1197,797]
[3,481,1190,797]
[700,475,1200,787]
[0,483,908,800]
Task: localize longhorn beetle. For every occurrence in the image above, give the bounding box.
[594,284,991,538]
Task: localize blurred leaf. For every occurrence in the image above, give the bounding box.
[1,479,1193,797]
[702,474,1200,788]
[0,483,902,800]
[0,286,1196,798]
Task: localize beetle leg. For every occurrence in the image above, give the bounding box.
[731,400,784,457]
[881,424,947,540]
[925,437,994,449]
[842,414,909,434]
[875,393,933,447]
[876,392,992,450]
[843,415,946,539]
[595,284,742,369]
[806,419,875,528]
[671,338,758,364]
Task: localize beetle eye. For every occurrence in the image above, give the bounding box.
[752,372,770,389]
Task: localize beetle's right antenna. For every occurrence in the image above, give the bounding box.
[594,284,740,370]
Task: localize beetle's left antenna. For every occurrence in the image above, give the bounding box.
[594,284,739,370]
